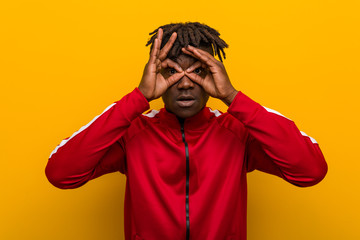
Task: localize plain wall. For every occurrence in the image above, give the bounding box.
[1,0,359,239]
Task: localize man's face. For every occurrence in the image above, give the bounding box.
[161,47,212,119]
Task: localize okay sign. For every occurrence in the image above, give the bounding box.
[182,45,238,106]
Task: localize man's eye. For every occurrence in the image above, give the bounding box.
[169,68,176,75]
[193,68,203,75]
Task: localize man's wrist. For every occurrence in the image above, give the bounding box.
[221,90,238,106]
[138,86,152,102]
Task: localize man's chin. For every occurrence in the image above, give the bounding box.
[173,107,201,119]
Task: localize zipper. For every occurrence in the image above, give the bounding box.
[180,120,190,240]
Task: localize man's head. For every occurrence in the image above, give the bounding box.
[146,22,228,62]
[146,22,228,119]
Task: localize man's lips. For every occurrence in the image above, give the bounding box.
[176,95,195,107]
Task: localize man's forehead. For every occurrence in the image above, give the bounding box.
[171,54,197,65]
[168,44,214,62]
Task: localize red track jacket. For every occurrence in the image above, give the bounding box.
[45,88,327,240]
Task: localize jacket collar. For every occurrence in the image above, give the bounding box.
[158,106,216,130]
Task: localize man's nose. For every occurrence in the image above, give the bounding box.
[177,75,195,89]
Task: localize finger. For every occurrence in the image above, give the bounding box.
[184,72,204,86]
[157,28,163,48]
[186,45,215,59]
[158,32,177,60]
[149,28,164,64]
[156,28,163,59]
[185,45,218,67]
[161,58,183,73]
[156,59,161,72]
[185,61,204,73]
[167,72,185,87]
[181,47,197,59]
[149,38,160,64]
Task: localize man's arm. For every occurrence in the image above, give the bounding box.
[228,91,327,187]
[45,88,149,189]
[183,45,327,187]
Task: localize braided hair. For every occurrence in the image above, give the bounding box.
[146,22,229,62]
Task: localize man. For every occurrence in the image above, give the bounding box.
[46,22,327,240]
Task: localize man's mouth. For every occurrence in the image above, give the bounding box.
[176,95,195,107]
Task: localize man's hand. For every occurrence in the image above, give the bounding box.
[138,28,185,102]
[182,45,238,106]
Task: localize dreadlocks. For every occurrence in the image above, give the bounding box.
[146,22,229,62]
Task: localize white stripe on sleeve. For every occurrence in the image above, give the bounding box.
[209,108,222,117]
[300,131,318,144]
[263,106,291,120]
[49,103,117,158]
[263,106,318,144]
[143,110,160,118]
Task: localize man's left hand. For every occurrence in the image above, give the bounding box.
[182,45,238,106]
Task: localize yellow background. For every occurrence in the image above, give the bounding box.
[1,0,359,239]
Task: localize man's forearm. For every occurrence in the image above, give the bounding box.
[45,88,150,189]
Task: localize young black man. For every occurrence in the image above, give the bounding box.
[46,22,327,240]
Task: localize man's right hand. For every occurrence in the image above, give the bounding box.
[138,28,185,102]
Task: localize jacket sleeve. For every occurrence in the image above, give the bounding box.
[227,91,328,187]
[45,88,150,189]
